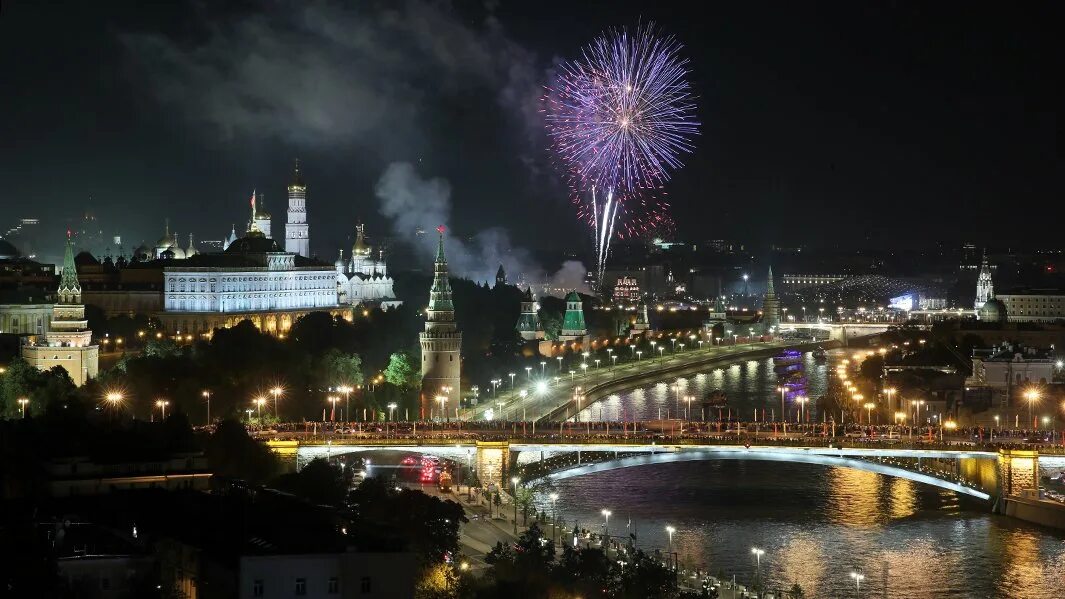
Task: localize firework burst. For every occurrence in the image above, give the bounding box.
[545,23,699,285]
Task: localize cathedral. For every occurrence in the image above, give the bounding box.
[335,224,401,309]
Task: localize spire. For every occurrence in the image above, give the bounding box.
[435,225,447,264]
[766,265,775,296]
[290,158,304,188]
[353,223,368,255]
[427,227,454,314]
[58,232,82,303]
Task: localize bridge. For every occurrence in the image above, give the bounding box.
[269,437,1059,509]
[779,321,903,342]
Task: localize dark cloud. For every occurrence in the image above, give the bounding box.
[121,0,543,155]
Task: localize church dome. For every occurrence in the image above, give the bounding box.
[0,239,20,260]
[978,298,1008,323]
[74,251,99,266]
[225,236,282,254]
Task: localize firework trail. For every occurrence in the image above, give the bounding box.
[545,23,699,287]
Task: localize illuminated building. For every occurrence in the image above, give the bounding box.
[419,229,461,417]
[630,302,650,336]
[559,291,587,341]
[21,233,99,385]
[780,273,845,289]
[335,224,400,309]
[996,289,1065,323]
[974,251,994,310]
[516,287,544,340]
[612,276,640,303]
[495,264,507,287]
[249,190,272,239]
[284,159,310,258]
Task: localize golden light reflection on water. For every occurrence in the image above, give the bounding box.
[879,538,963,597]
[776,534,827,598]
[888,477,917,519]
[826,466,884,526]
[999,528,1058,599]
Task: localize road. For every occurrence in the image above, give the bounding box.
[466,340,807,422]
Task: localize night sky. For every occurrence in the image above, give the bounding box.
[1,1,1061,269]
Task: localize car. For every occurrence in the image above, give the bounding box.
[883,431,902,441]
[845,431,864,438]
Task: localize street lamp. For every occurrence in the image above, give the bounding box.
[271,386,284,420]
[850,571,865,596]
[525,366,532,381]
[336,385,353,422]
[511,476,520,534]
[751,547,765,585]
[156,399,170,421]
[508,372,516,389]
[884,387,897,412]
[557,356,563,372]
[328,396,338,422]
[253,396,267,424]
[864,402,876,424]
[387,402,397,421]
[17,397,29,418]
[1024,388,1041,429]
[540,361,546,376]
[796,395,809,423]
[202,390,212,425]
[549,493,560,544]
[436,395,448,422]
[601,509,612,543]
[776,386,786,422]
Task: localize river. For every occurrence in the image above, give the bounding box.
[543,350,1065,598]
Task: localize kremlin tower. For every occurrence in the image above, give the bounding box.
[419,227,462,419]
[762,266,780,333]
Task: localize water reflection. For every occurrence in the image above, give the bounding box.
[538,461,1065,598]
[578,349,836,422]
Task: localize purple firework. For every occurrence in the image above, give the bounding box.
[546,23,699,200]
[545,23,699,282]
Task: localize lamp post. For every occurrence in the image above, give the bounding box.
[549,492,560,544]
[328,396,338,422]
[751,547,765,588]
[666,525,676,552]
[156,399,170,421]
[850,571,864,597]
[525,366,532,381]
[776,386,786,423]
[511,476,520,534]
[884,387,897,413]
[685,395,694,421]
[540,361,546,376]
[336,385,351,422]
[105,391,123,421]
[17,397,29,418]
[864,402,876,424]
[437,395,448,422]
[508,372,516,389]
[601,509,611,545]
[796,396,809,423]
[202,390,212,425]
[1025,388,1041,429]
[557,356,563,373]
[271,386,284,420]
[387,402,397,422]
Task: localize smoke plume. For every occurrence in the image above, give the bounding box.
[375,162,587,293]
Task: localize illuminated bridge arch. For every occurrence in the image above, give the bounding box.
[530,449,992,501]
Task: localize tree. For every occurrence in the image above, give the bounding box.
[204,419,281,484]
[385,351,420,389]
[274,458,349,506]
[313,348,364,388]
[789,583,806,598]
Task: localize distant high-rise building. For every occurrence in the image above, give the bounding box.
[420,228,461,419]
[285,159,310,258]
[21,232,98,385]
[975,251,994,310]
